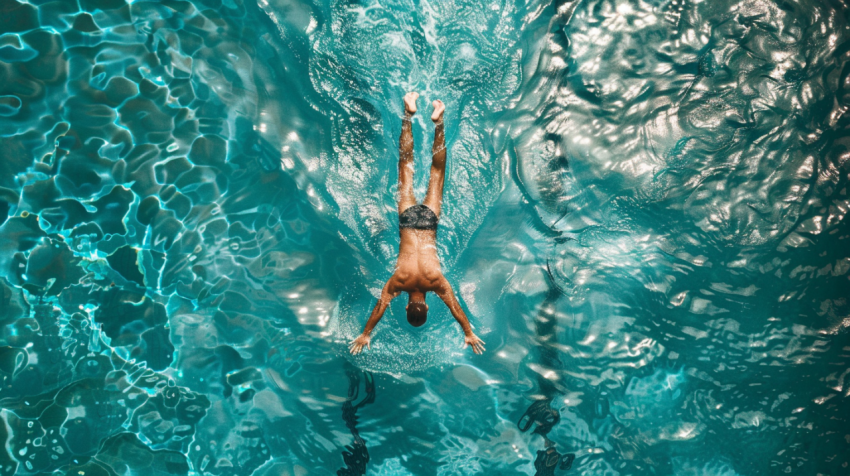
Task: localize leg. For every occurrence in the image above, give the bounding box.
[423,100,446,217]
[398,92,418,215]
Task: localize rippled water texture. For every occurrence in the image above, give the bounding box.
[1,0,849,474]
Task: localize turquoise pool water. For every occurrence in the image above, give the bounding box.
[1,0,849,474]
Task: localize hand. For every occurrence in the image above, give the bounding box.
[463,333,486,355]
[349,334,371,355]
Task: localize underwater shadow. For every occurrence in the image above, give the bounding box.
[337,364,376,476]
[517,280,576,475]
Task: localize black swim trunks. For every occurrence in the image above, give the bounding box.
[399,204,438,230]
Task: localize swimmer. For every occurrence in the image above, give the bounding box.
[349,92,486,356]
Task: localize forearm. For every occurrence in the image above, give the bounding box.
[361,308,383,336]
[452,310,473,335]
[361,295,391,335]
[444,297,473,335]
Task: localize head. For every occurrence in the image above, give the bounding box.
[406,295,428,327]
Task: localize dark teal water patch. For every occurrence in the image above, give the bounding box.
[1,0,849,474]
[0,96,23,116]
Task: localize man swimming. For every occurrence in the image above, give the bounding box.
[349,92,486,356]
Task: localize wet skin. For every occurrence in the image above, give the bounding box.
[349,93,486,356]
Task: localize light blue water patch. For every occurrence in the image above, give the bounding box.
[0,0,849,474]
[624,365,687,408]
[672,458,744,476]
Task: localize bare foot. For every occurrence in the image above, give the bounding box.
[431,100,445,122]
[404,92,419,115]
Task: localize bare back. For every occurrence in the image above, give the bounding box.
[395,227,442,292]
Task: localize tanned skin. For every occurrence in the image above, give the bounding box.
[349,92,486,356]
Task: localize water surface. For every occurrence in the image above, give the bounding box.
[0,0,849,474]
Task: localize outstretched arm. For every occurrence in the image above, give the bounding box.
[349,281,398,355]
[435,278,486,354]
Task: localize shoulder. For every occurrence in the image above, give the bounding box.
[430,274,452,294]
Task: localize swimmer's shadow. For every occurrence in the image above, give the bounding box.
[337,368,376,476]
[518,398,577,475]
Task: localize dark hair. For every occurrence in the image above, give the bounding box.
[406,301,428,327]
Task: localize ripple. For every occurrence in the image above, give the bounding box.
[0,0,848,473]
